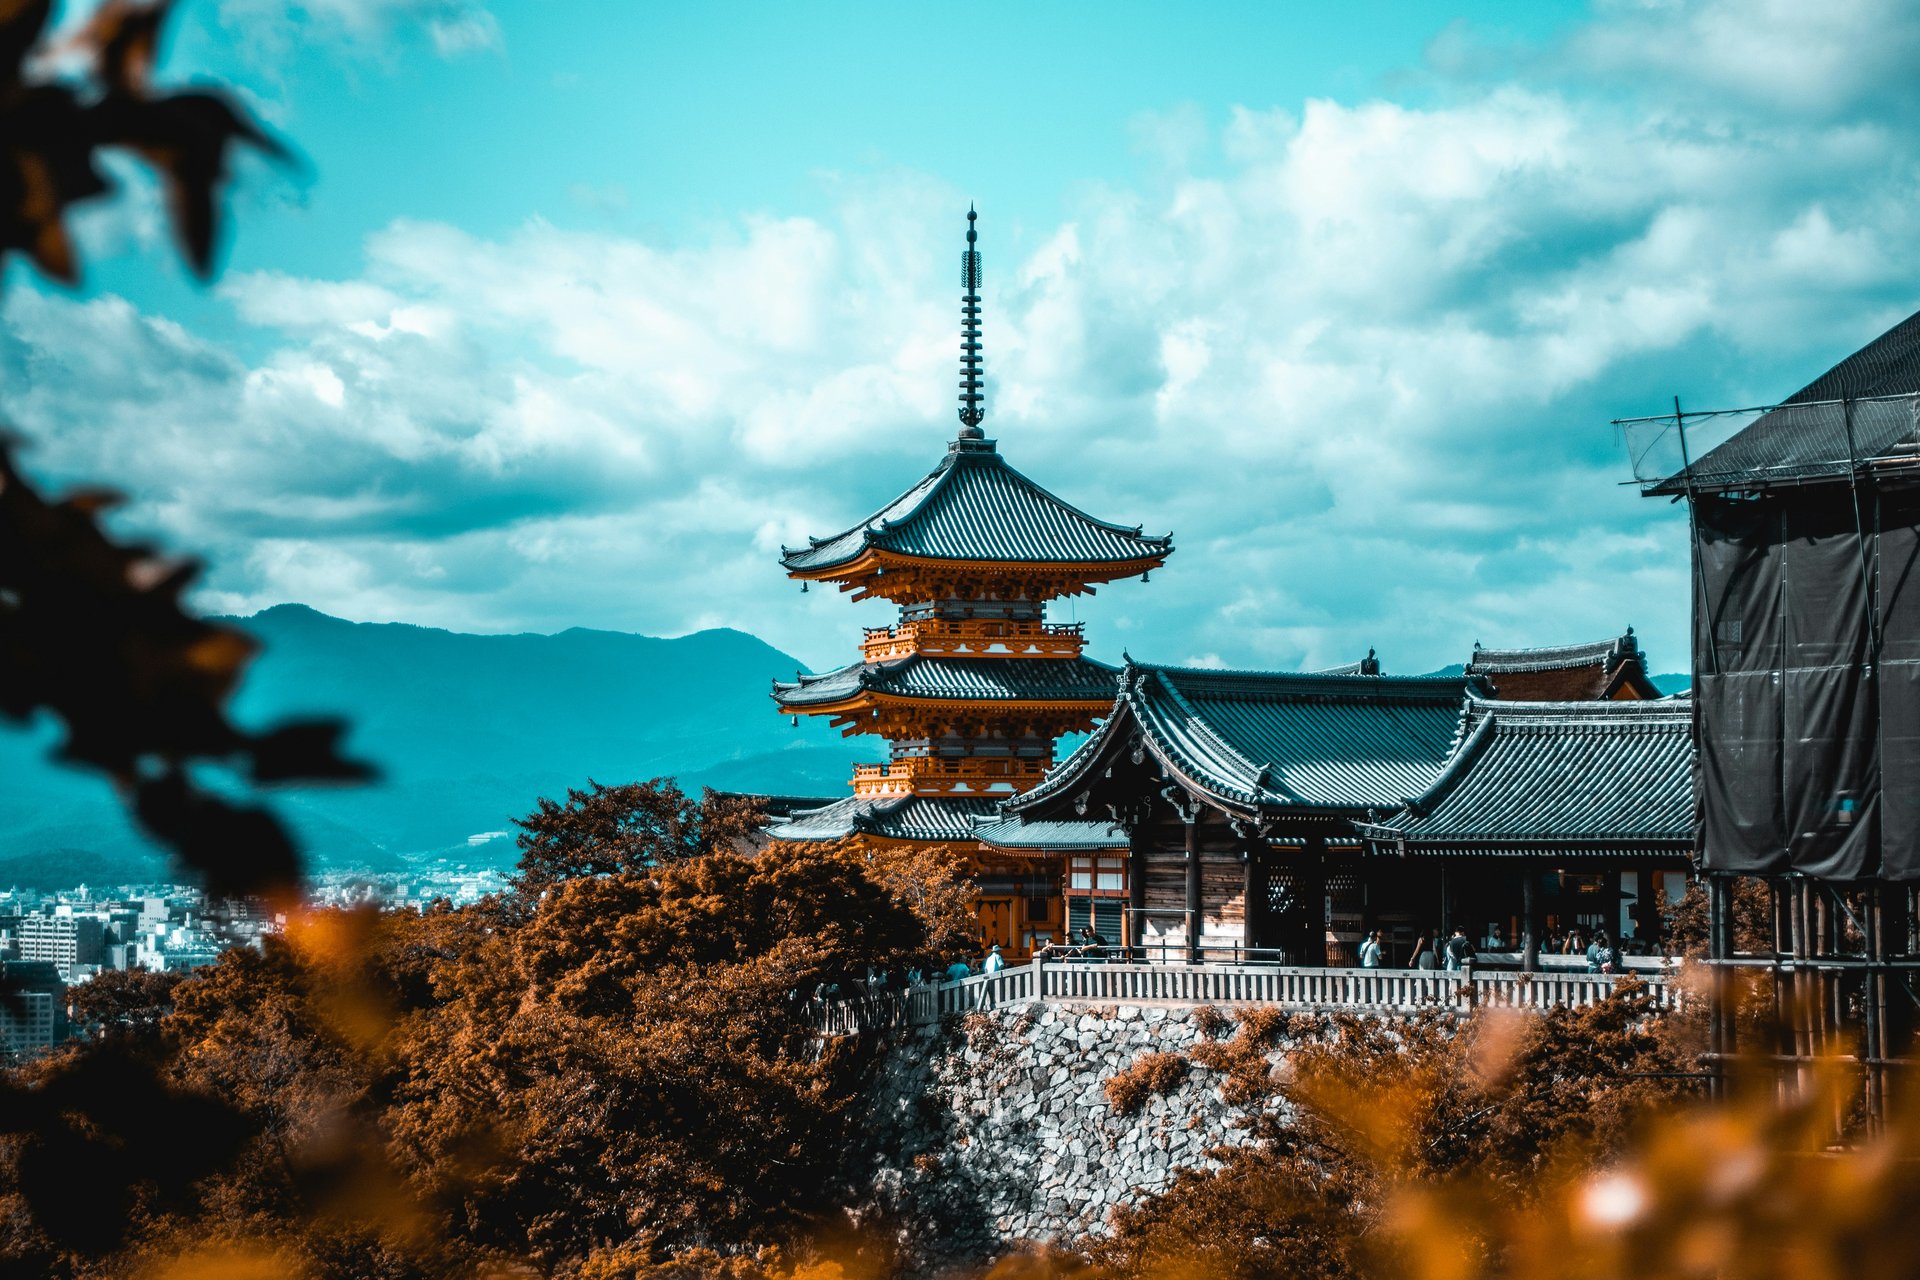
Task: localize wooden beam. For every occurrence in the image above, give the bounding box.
[1127,827,1148,959]
[1522,862,1540,973]
[1184,819,1201,966]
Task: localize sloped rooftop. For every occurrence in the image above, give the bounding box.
[780,436,1172,574]
[1012,662,1474,818]
[765,794,1003,843]
[1465,629,1657,700]
[774,654,1118,710]
[1357,698,1692,858]
[971,815,1125,852]
[1650,307,1920,495]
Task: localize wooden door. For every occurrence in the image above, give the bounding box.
[1249,857,1310,965]
[975,897,1016,954]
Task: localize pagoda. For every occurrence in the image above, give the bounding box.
[768,209,1172,955]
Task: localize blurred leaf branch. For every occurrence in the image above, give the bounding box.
[0,0,363,902]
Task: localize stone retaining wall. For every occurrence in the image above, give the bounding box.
[859,1001,1300,1265]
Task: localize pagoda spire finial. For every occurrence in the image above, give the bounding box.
[958,205,986,439]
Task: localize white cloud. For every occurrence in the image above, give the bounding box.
[216,0,502,59]
[7,0,1920,678]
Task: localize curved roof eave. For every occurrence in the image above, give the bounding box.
[778,443,1175,574]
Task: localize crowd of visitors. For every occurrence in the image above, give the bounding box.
[1368,926,1632,972]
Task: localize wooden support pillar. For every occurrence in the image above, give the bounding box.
[1603,870,1623,945]
[1183,820,1202,965]
[1241,839,1262,960]
[1303,833,1328,968]
[1815,884,1836,1057]
[1771,877,1794,1094]
[1792,878,1815,1093]
[1865,882,1886,1132]
[1126,829,1148,960]
[1707,874,1733,1100]
[1636,863,1659,945]
[1521,862,1540,973]
[1886,886,1912,1092]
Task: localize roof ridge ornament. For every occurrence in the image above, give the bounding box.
[957,205,986,440]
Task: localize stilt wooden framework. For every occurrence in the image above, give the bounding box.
[1705,872,1917,1129]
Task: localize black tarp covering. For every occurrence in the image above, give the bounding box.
[1693,486,1920,879]
[1876,487,1920,878]
[1695,670,1784,870]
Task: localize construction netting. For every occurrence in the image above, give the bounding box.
[1620,394,1920,496]
[1693,485,1920,879]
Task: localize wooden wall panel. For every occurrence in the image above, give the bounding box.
[1145,862,1185,912]
[1202,858,1245,925]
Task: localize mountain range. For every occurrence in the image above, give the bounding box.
[0,606,866,885]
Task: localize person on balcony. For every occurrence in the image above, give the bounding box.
[1358,930,1384,968]
[982,943,1006,974]
[944,958,974,982]
[1408,934,1437,970]
[1443,929,1476,971]
[1074,925,1111,962]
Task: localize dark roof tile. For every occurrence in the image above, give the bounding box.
[781,437,1172,572]
[765,794,1003,842]
[971,816,1125,852]
[1012,663,1472,816]
[1358,698,1692,857]
[774,655,1118,709]
[1466,630,1657,700]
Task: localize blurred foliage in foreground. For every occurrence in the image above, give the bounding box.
[1,0,362,906]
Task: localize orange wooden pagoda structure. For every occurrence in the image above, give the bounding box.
[768,209,1172,956]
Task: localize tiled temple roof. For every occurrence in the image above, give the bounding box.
[779,436,1172,573]
[1009,662,1474,819]
[1357,698,1692,859]
[1650,307,1920,495]
[1465,629,1657,701]
[764,794,1003,843]
[773,654,1118,710]
[1314,648,1382,677]
[971,815,1126,852]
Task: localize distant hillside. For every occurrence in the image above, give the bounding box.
[0,606,866,880]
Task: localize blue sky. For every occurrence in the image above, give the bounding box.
[7,0,1920,676]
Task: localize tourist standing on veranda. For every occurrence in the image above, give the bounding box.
[1358,930,1384,968]
[982,943,1006,974]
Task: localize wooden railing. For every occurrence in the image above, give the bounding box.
[1034,962,1677,1014]
[804,960,1681,1035]
[860,618,1087,661]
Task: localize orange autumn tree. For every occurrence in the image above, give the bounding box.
[0,794,976,1278]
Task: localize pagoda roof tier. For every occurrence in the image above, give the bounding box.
[1356,697,1692,859]
[773,653,1119,713]
[1008,662,1475,823]
[766,793,1003,843]
[1465,628,1657,701]
[779,435,1172,579]
[971,815,1125,853]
